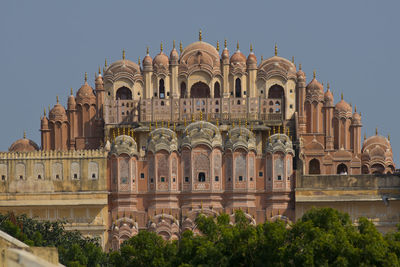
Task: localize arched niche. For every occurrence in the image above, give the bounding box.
[116,86,132,100]
[309,158,321,174]
[159,79,165,99]
[190,82,210,98]
[371,163,384,174]
[235,78,242,97]
[180,82,187,98]
[214,82,220,98]
[337,163,348,174]
[268,84,285,116]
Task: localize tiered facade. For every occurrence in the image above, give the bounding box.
[0,33,396,250]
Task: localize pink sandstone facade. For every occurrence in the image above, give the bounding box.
[1,33,396,250]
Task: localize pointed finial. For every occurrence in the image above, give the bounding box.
[354,105,357,112]
[299,63,302,70]
[138,57,141,66]
[274,43,277,56]
[97,66,101,75]
[199,30,202,41]
[224,39,227,48]
[216,41,220,52]
[105,58,108,68]
[313,70,316,79]
[160,42,163,52]
[84,72,87,82]
[237,41,239,51]
[388,134,390,141]
[122,49,126,60]
[261,55,264,61]
[179,41,183,54]
[146,46,149,55]
[341,93,343,100]
[23,131,26,139]
[70,88,73,96]
[44,108,46,116]
[375,128,378,135]
[173,40,176,49]
[327,82,330,90]
[56,96,59,104]
[291,56,294,63]
[250,43,253,52]
[364,132,366,140]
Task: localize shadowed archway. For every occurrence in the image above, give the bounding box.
[190,82,210,98]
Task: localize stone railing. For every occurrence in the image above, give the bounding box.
[104,97,284,124]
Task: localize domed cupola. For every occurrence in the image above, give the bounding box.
[266,133,294,155]
[147,128,178,154]
[153,43,169,71]
[103,50,141,81]
[225,126,256,152]
[67,88,76,110]
[306,71,324,100]
[76,73,96,104]
[142,46,153,72]
[110,135,138,157]
[169,40,179,65]
[9,132,39,152]
[296,63,306,81]
[41,109,48,129]
[49,96,68,122]
[230,42,246,65]
[351,105,362,126]
[181,121,222,150]
[324,83,334,107]
[334,93,352,118]
[221,40,230,64]
[246,44,257,70]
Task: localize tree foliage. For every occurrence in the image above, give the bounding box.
[3,208,400,266]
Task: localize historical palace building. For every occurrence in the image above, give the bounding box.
[0,32,398,250]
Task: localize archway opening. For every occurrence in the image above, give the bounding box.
[198,172,206,182]
[190,82,210,98]
[362,165,369,174]
[116,87,132,100]
[235,78,242,97]
[268,85,285,116]
[180,82,187,98]
[309,158,320,174]
[337,163,348,174]
[371,163,385,174]
[159,79,165,99]
[214,82,220,98]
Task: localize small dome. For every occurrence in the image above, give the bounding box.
[306,77,324,95]
[77,82,95,103]
[246,53,257,66]
[222,48,229,62]
[363,134,391,150]
[352,112,361,125]
[67,93,76,109]
[9,135,39,152]
[153,52,169,67]
[143,54,152,66]
[230,50,246,64]
[335,99,352,113]
[49,103,67,121]
[170,48,179,63]
[324,89,334,106]
[41,115,48,128]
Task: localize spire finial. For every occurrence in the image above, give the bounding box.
[341,93,343,100]
[250,43,253,52]
[313,70,316,79]
[291,56,294,63]
[327,82,330,90]
[299,63,302,70]
[261,55,264,61]
[388,134,390,141]
[70,88,73,96]
[364,132,366,140]
[354,105,357,112]
[237,41,239,51]
[216,41,220,52]
[98,66,101,75]
[105,58,108,68]
[122,49,125,60]
[138,57,141,66]
[274,43,277,56]
[146,46,149,55]
[160,42,163,52]
[375,128,378,135]
[84,72,87,82]
[44,108,46,116]
[23,131,26,139]
[173,40,176,49]
[179,42,183,54]
[56,95,59,104]
[199,29,202,41]
[224,39,227,48]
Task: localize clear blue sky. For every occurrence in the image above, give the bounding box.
[0,0,399,165]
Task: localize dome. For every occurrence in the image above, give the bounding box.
[67,92,76,109]
[230,50,246,64]
[76,81,95,103]
[170,47,179,64]
[221,48,229,62]
[324,89,334,106]
[335,99,352,113]
[363,134,391,151]
[110,135,138,157]
[352,111,361,125]
[9,135,39,152]
[147,128,178,154]
[246,53,257,67]
[143,54,153,66]
[180,41,220,60]
[153,52,169,67]
[266,133,294,155]
[257,56,297,80]
[306,77,324,95]
[182,121,222,149]
[41,115,48,128]
[104,59,141,76]
[49,102,67,121]
[225,127,256,152]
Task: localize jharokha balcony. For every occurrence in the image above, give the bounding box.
[104,97,284,125]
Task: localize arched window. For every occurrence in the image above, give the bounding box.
[116,87,132,100]
[235,78,242,97]
[180,82,187,98]
[309,159,320,174]
[214,82,220,98]
[337,163,348,174]
[159,79,165,99]
[371,163,385,174]
[198,172,206,182]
